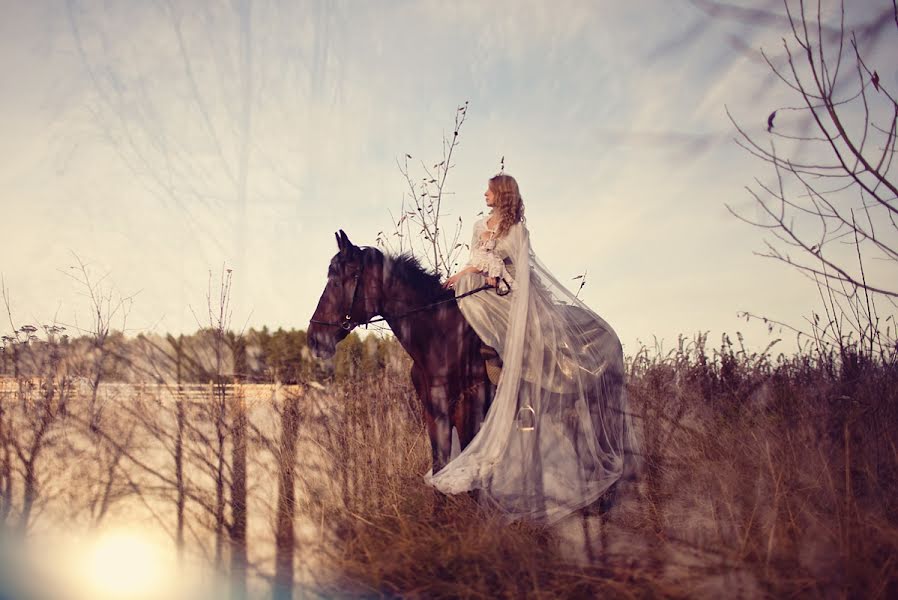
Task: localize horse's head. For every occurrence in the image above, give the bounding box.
[308,230,383,360]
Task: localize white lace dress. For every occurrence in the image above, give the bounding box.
[466,218,517,291]
[425,216,639,524]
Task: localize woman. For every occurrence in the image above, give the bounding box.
[429,173,637,524]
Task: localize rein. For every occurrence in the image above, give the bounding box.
[309,266,511,331]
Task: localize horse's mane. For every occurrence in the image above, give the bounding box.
[383,250,453,300]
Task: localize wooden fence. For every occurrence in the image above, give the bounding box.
[0,378,304,405]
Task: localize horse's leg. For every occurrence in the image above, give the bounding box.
[451,347,493,506]
[452,380,486,450]
[453,333,482,449]
[425,381,453,474]
[412,366,435,468]
[451,389,482,508]
[413,365,451,475]
[420,377,454,519]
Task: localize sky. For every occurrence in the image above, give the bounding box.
[1,0,895,357]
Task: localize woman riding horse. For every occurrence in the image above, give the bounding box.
[309,173,637,524]
[434,173,637,523]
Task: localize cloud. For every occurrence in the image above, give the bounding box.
[2,0,894,355]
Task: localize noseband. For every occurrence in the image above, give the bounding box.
[310,269,363,331]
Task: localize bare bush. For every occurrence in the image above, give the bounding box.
[376,102,471,280]
[726,0,898,362]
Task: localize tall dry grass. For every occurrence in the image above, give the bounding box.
[2,324,895,598]
[307,332,898,598]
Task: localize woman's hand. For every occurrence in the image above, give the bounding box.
[443,266,478,290]
[443,272,464,290]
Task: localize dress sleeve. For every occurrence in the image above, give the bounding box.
[466,221,519,289]
[468,246,509,281]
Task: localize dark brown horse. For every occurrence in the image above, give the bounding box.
[308,230,493,474]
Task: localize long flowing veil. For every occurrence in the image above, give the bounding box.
[426,222,640,524]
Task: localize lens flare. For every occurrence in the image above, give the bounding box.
[73,529,177,600]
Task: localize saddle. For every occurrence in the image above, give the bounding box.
[480,343,503,385]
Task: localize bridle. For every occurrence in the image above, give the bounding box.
[309,268,365,331]
[309,255,511,332]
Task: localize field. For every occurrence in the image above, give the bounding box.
[0,331,896,599]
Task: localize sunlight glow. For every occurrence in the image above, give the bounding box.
[73,529,177,600]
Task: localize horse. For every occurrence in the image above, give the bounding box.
[307,230,494,474]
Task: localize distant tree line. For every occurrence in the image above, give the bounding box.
[0,326,408,385]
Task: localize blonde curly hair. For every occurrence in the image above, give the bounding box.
[489,173,525,238]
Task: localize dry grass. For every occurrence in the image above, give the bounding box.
[2,328,895,598]
[306,333,898,599]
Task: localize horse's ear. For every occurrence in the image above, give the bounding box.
[335,231,343,252]
[338,230,356,255]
